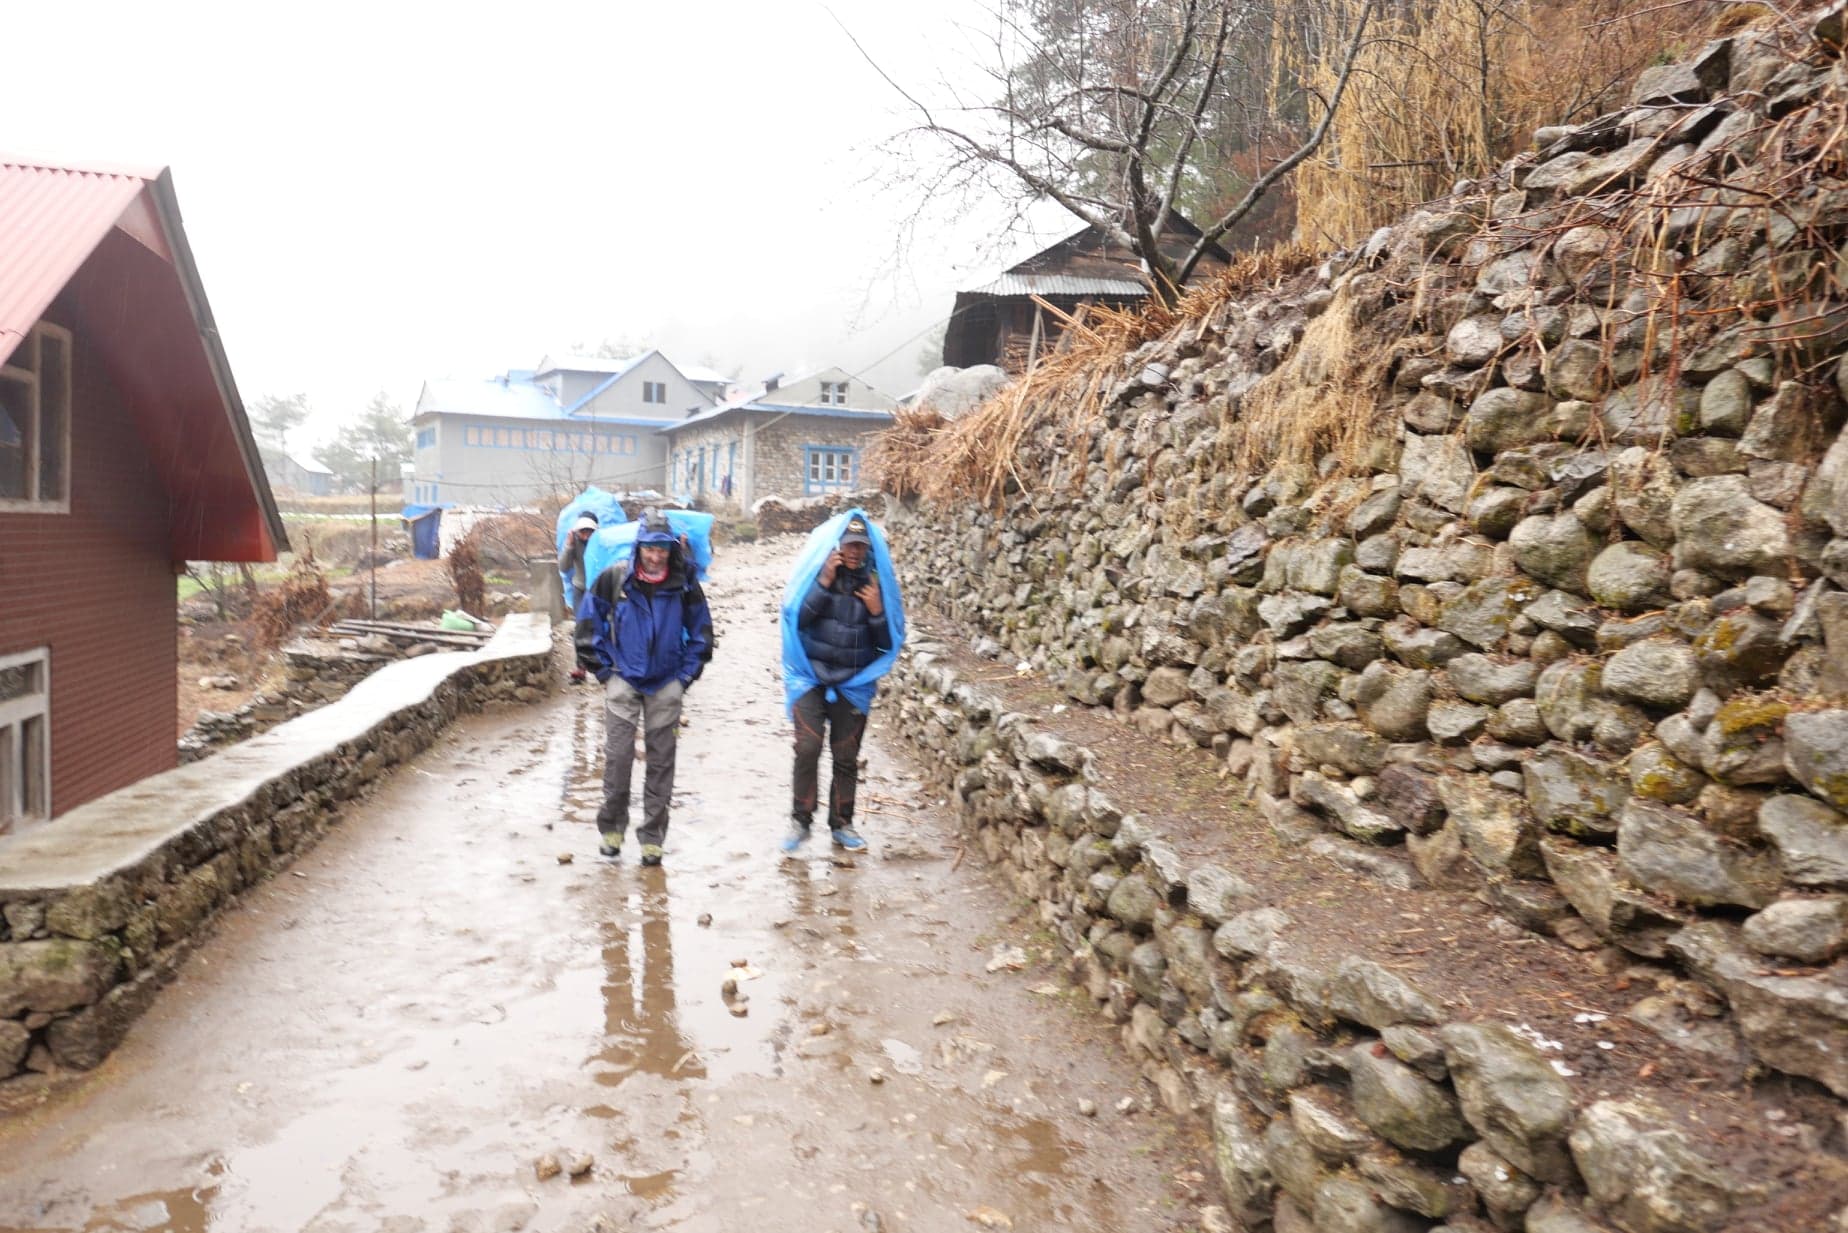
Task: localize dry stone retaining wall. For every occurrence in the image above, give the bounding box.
[0,616,554,1105]
[882,10,1848,1231]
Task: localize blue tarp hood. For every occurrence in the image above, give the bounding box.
[780,507,905,716]
[583,509,716,590]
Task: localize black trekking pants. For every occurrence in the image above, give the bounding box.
[791,687,867,831]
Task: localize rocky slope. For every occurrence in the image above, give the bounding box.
[881,7,1848,1231]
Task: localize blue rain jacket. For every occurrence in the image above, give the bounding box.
[573,530,713,693]
[780,508,905,716]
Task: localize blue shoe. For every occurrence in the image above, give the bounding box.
[830,827,867,852]
[780,815,813,854]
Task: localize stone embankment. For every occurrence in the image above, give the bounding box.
[0,615,554,1104]
[885,9,1847,1232]
[179,633,447,760]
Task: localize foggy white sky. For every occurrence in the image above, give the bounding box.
[4,0,1076,447]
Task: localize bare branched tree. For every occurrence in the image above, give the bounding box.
[856,0,1376,307]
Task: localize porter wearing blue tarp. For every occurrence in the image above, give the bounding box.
[558,511,600,681]
[780,511,905,853]
[574,510,714,866]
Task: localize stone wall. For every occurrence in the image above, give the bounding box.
[0,616,555,1106]
[887,639,1844,1233]
[880,11,1847,1231]
[179,634,437,761]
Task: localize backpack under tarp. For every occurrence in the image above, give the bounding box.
[583,509,716,594]
[779,507,905,717]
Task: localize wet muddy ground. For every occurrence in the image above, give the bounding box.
[0,539,1215,1233]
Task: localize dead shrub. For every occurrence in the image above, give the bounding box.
[448,527,487,616]
[1287,0,1758,246]
[253,551,334,648]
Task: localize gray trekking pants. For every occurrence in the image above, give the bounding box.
[598,677,684,849]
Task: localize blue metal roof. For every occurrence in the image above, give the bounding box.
[413,374,675,427]
[663,400,895,435]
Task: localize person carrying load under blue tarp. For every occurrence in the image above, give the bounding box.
[558,511,600,682]
[574,509,715,867]
[779,509,906,855]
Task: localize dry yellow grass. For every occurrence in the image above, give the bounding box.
[1287,0,1759,247]
[1216,280,1405,484]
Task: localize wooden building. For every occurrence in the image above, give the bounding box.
[0,155,283,832]
[942,214,1231,372]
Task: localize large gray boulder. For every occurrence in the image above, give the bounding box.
[1757,794,1848,887]
[1587,541,1673,611]
[1347,1045,1470,1152]
[1324,958,1442,1029]
[0,940,121,1018]
[1602,639,1700,710]
[1569,1098,1763,1233]
[1784,709,1848,811]
[1669,921,1848,1097]
[1525,747,1630,841]
[1671,475,1791,577]
[1617,799,1780,909]
[1439,1022,1576,1182]
[914,364,1008,419]
[1741,896,1848,964]
[1510,513,1597,592]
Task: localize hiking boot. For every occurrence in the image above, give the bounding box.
[639,844,664,867]
[780,814,813,854]
[830,826,867,852]
[597,831,624,859]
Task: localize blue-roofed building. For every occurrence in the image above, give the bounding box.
[658,367,894,513]
[408,351,716,506]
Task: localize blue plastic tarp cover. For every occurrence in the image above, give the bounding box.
[555,488,627,557]
[581,509,717,603]
[780,507,905,717]
[400,504,446,560]
[556,488,626,607]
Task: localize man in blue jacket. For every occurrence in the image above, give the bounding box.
[784,515,893,853]
[574,511,714,866]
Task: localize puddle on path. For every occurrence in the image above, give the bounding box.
[0,544,1213,1233]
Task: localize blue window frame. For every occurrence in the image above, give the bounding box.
[802,445,856,494]
[415,427,436,449]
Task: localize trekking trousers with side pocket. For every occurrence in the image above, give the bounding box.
[599,676,684,848]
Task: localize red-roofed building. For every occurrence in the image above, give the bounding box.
[0,155,284,833]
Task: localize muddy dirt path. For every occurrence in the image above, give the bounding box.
[0,538,1214,1233]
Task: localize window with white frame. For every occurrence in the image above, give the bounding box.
[643,381,666,404]
[817,380,848,406]
[0,322,73,511]
[0,648,51,831]
[804,446,854,493]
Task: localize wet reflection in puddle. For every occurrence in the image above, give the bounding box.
[594,884,705,1086]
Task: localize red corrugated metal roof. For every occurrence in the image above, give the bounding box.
[0,154,285,561]
[0,157,151,368]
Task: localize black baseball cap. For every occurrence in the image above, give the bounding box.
[839,516,872,547]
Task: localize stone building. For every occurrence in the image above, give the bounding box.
[660,367,894,514]
[408,352,725,508]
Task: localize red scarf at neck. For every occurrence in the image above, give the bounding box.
[635,559,668,585]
